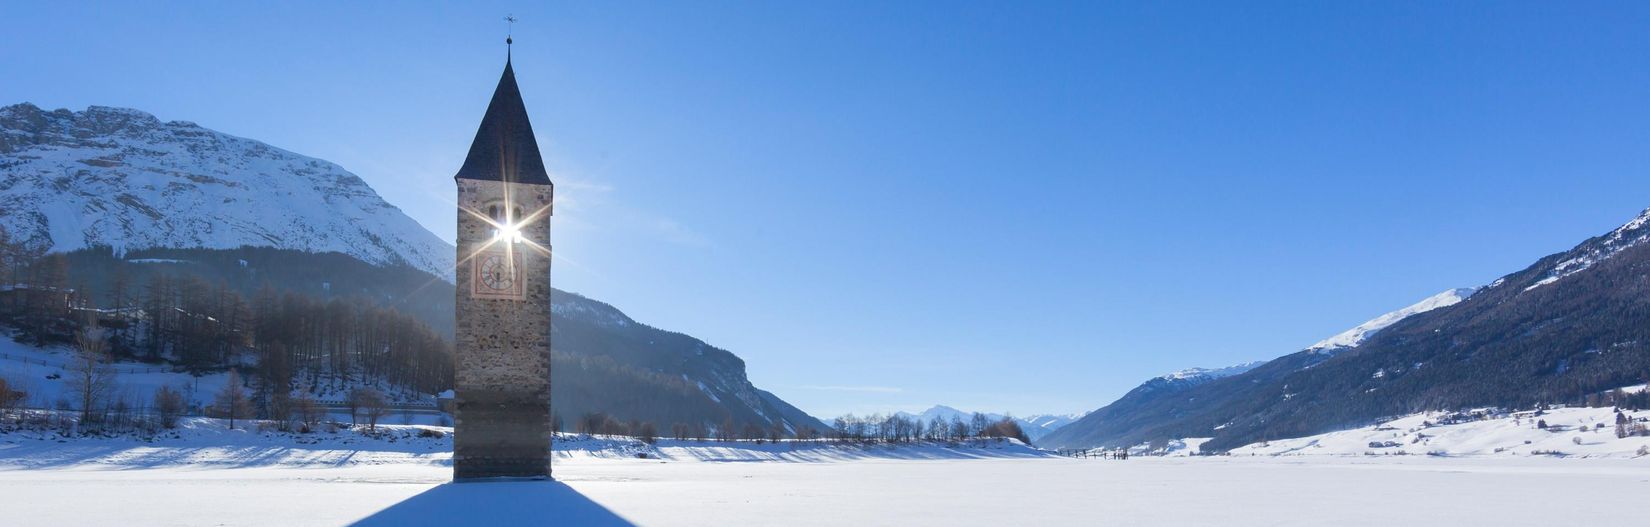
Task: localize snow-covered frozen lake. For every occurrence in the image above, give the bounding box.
[2,438,1644,526]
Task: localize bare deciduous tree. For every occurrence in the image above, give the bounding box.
[0,376,25,415]
[718,417,736,442]
[68,326,118,425]
[294,389,323,431]
[636,421,658,444]
[152,385,185,428]
[352,388,389,432]
[212,369,252,429]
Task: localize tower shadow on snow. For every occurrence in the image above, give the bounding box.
[348,480,634,527]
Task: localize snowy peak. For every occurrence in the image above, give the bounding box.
[0,103,454,279]
[1161,360,1267,382]
[1307,287,1476,352]
[1018,413,1085,432]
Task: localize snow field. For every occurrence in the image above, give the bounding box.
[1228,405,1650,458]
[0,453,1643,526]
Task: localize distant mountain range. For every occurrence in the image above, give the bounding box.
[1043,206,1650,452]
[0,103,828,435]
[894,405,1084,443]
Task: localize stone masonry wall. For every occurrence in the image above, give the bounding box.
[454,178,554,480]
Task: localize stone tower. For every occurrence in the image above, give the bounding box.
[453,57,555,480]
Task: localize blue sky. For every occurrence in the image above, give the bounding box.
[5,2,1650,418]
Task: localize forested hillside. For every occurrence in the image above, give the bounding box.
[0,236,826,436]
[1043,208,1650,452]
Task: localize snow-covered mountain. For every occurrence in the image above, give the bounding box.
[1043,288,1477,450]
[1018,413,1085,438]
[0,103,453,279]
[894,405,1084,443]
[1160,361,1267,382]
[1515,207,1650,292]
[1049,203,1650,452]
[1307,287,1477,352]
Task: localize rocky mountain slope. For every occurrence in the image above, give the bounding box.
[0,103,452,279]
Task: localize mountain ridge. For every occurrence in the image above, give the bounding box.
[1042,204,1650,451]
[0,103,453,279]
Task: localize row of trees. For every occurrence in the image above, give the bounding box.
[830,412,1031,444]
[1583,387,1650,411]
[569,411,824,444]
[0,322,402,436]
[126,273,453,395]
[0,233,455,427]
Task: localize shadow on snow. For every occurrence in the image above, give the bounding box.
[347,480,633,527]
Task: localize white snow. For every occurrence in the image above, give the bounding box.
[1162,360,1267,381]
[1228,401,1650,458]
[1308,287,1476,352]
[0,419,1645,526]
[695,381,721,403]
[0,104,454,279]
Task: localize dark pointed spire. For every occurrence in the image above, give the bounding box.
[454,59,552,186]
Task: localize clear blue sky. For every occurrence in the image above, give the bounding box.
[6,1,1650,418]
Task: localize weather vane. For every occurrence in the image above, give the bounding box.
[505,14,518,54]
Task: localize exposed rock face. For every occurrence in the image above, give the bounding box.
[0,103,453,279]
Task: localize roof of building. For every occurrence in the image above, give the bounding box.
[454,59,553,187]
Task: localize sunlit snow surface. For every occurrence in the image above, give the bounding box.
[2,421,1645,526]
[1227,404,1650,458]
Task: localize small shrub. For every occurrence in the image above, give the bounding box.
[152,386,185,429]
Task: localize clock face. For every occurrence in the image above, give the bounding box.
[471,250,524,299]
[480,254,514,290]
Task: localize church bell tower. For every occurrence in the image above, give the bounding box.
[453,53,555,480]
